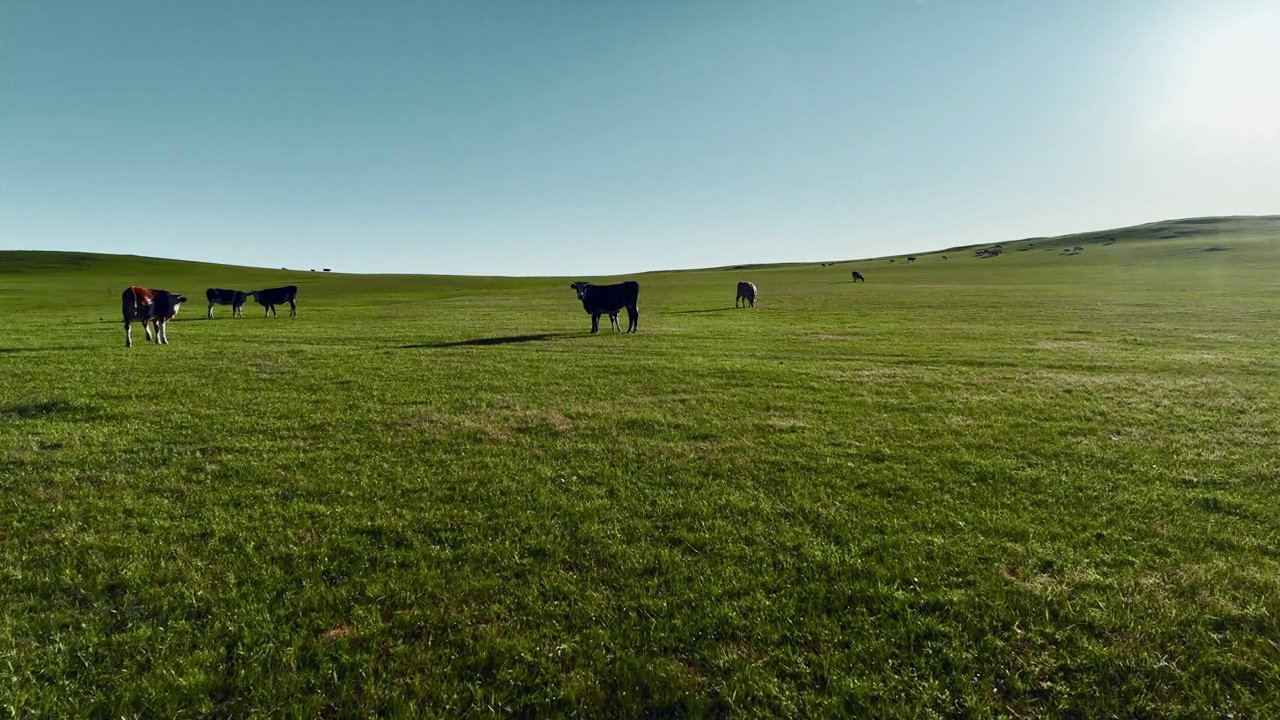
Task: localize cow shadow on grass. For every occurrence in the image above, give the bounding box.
[0,346,94,353]
[400,332,580,349]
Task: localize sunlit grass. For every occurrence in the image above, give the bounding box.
[2,217,1280,716]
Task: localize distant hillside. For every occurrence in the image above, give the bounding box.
[5,215,1278,277]
[0,250,309,276]
[935,215,1280,256]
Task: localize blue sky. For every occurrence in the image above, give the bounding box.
[2,1,1277,276]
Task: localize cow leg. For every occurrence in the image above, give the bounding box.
[289,300,296,317]
[143,318,154,343]
[591,312,600,334]
[156,319,165,345]
[627,306,638,333]
[207,302,213,319]
[124,318,132,348]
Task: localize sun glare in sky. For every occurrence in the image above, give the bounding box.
[1158,4,1280,155]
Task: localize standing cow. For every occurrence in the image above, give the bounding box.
[851,271,865,282]
[247,286,298,317]
[736,281,758,308]
[206,288,248,318]
[122,286,187,347]
[570,281,639,334]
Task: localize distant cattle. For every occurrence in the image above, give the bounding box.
[736,281,758,308]
[940,256,947,260]
[205,288,248,319]
[889,259,896,263]
[1073,246,1084,252]
[851,271,865,282]
[248,286,298,317]
[323,268,332,272]
[122,286,187,347]
[570,281,639,334]
[907,257,916,263]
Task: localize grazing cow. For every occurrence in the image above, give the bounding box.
[122,286,187,347]
[940,256,947,260]
[205,288,248,319]
[736,281,758,308]
[889,259,896,263]
[570,281,639,334]
[323,268,332,272]
[907,256,917,263]
[248,286,299,317]
[851,271,865,282]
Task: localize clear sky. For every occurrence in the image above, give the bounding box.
[2,1,1277,276]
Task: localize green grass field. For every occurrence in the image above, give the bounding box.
[3,216,1280,717]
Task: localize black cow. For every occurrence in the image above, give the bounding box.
[907,256,917,263]
[851,271,865,282]
[570,281,639,334]
[248,286,298,317]
[206,288,248,319]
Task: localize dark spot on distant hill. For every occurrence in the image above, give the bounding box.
[1202,246,1230,252]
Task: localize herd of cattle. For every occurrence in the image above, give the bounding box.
[122,285,298,347]
[121,270,883,346]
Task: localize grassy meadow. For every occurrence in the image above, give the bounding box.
[3,216,1280,717]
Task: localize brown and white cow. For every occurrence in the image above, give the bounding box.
[736,281,757,308]
[122,286,187,347]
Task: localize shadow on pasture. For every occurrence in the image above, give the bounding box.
[671,307,737,314]
[400,333,579,349]
[0,346,93,353]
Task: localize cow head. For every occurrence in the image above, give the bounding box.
[168,294,188,315]
[570,282,590,300]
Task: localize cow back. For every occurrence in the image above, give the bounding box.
[581,281,638,312]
